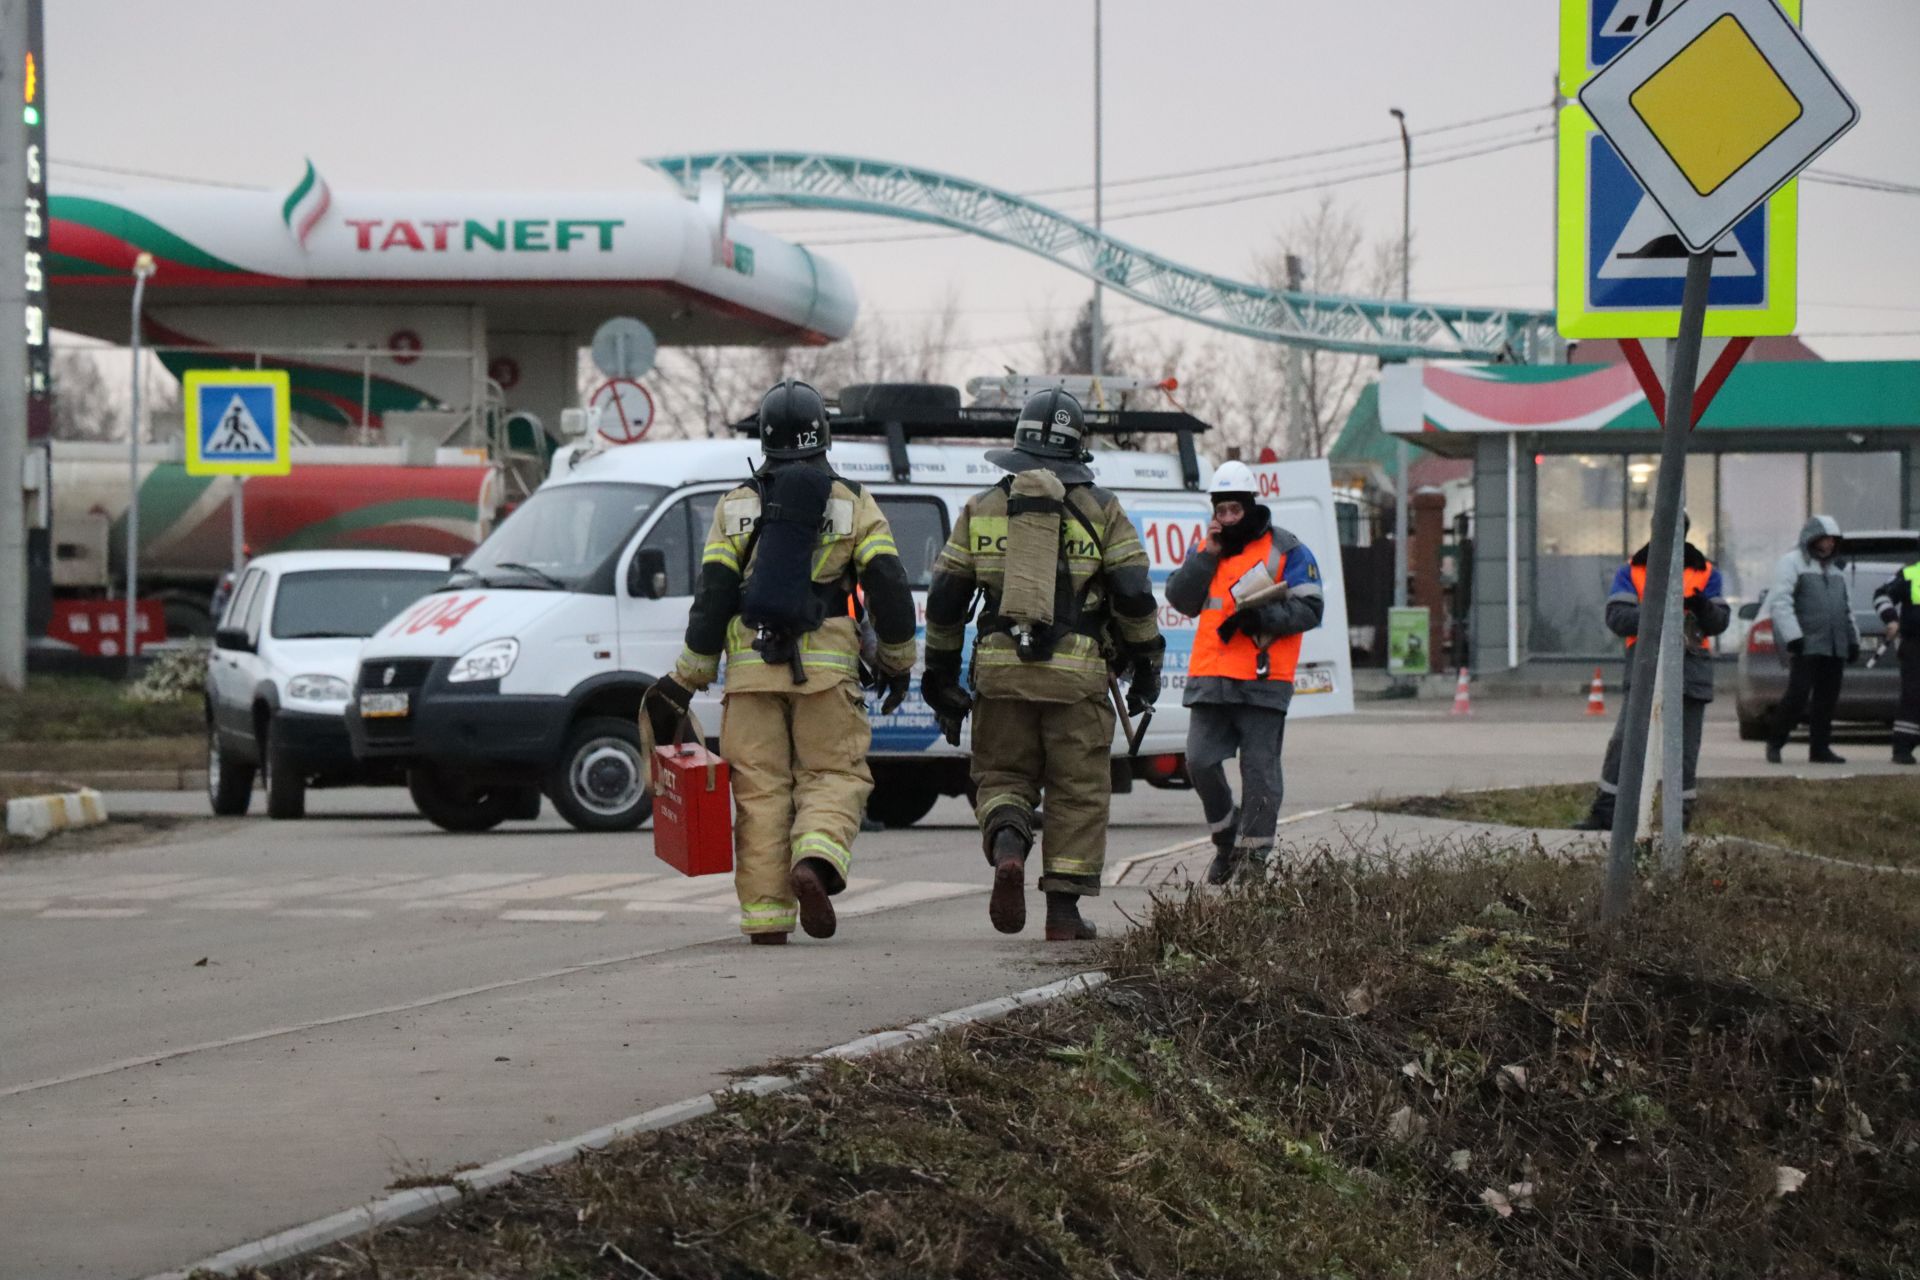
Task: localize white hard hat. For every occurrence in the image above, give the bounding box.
[1209,460,1259,497]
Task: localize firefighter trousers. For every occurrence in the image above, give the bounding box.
[970,693,1116,896]
[720,682,872,935]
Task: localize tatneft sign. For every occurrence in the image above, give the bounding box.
[340,217,625,254]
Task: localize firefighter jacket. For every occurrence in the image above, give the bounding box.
[1165,525,1325,712]
[1872,561,1920,634]
[1606,539,1730,702]
[1767,516,1860,659]
[925,480,1161,703]
[674,470,918,695]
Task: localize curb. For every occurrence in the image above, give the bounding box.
[0,768,206,793]
[4,789,108,842]
[145,971,1108,1280]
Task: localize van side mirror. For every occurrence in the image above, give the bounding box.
[628,548,670,600]
[214,627,253,653]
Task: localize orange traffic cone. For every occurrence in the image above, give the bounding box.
[1450,667,1472,717]
[1585,668,1607,716]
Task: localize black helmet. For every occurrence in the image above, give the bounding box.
[1012,388,1088,461]
[757,379,830,459]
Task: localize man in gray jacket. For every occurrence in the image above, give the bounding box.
[1165,461,1325,885]
[1765,515,1861,764]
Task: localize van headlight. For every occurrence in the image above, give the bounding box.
[449,638,518,683]
[287,674,351,703]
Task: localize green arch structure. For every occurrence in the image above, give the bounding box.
[646,152,1553,363]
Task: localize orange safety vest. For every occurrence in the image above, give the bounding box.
[1626,561,1714,650]
[1189,532,1302,682]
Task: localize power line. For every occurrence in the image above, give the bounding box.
[49,156,266,191]
[1804,169,1920,196]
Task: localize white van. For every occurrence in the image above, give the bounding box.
[347,402,1352,833]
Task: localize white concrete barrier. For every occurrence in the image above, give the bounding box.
[5,789,109,842]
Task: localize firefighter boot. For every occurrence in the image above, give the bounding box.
[790,858,838,940]
[988,827,1028,935]
[1043,891,1098,942]
[748,932,789,947]
[1203,807,1241,886]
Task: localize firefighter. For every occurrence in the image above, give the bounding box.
[1573,519,1730,831]
[652,380,918,945]
[1164,460,1326,885]
[921,389,1164,941]
[1871,557,1920,766]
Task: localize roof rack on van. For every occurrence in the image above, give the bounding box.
[728,383,1210,489]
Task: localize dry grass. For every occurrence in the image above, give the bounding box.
[1372,776,1920,868]
[253,844,1920,1280]
[0,676,201,743]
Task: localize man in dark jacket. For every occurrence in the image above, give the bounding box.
[1871,557,1920,766]
[1765,515,1860,764]
[1573,523,1731,832]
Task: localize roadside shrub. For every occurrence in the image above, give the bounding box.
[127,644,210,704]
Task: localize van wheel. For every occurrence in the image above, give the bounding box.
[837,383,960,422]
[547,716,653,832]
[263,718,307,820]
[866,768,939,828]
[207,724,254,817]
[407,767,513,833]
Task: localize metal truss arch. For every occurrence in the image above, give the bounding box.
[646,152,1553,362]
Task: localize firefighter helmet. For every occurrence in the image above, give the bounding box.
[757,380,831,459]
[986,388,1095,482]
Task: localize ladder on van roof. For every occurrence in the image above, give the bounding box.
[727,383,1210,489]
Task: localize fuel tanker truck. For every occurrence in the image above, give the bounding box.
[47,441,500,649]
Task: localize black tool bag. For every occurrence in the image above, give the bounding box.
[740,465,834,680]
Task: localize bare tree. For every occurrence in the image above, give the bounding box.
[50,349,118,441]
[1034,296,1124,377]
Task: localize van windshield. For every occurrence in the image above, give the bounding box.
[457,482,668,591]
[271,569,450,639]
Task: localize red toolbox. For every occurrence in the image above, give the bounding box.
[647,707,733,877]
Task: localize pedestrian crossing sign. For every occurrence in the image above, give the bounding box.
[183,370,292,476]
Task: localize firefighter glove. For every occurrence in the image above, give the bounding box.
[920,660,972,747]
[1126,659,1161,717]
[879,668,912,715]
[651,674,695,717]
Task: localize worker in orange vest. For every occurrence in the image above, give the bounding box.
[1573,517,1730,832]
[1165,460,1326,884]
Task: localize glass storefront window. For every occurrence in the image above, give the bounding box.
[1717,453,1807,607]
[1535,455,1627,657]
[1626,454,1718,562]
[1812,451,1902,533]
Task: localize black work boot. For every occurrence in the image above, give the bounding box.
[1570,793,1614,832]
[1765,743,1784,764]
[748,932,789,947]
[1809,748,1848,764]
[1203,808,1242,886]
[987,828,1028,935]
[1894,747,1917,767]
[790,858,837,940]
[1043,891,1097,942]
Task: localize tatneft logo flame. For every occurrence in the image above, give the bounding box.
[281,159,332,250]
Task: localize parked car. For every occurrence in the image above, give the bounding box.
[207,551,452,818]
[1734,531,1918,741]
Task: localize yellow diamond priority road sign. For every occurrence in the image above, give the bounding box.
[1577,0,1857,254]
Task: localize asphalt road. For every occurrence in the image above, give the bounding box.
[1,700,1903,1279]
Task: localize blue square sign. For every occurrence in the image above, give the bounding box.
[182,369,292,476]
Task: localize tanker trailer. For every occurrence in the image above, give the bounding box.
[49,440,499,644]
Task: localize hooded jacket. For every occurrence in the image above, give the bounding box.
[1766,515,1861,659]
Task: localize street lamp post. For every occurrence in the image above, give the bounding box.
[1090,0,1104,381]
[125,252,156,677]
[1389,108,1412,613]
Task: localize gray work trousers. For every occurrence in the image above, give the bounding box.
[1186,703,1288,854]
[1596,694,1705,816]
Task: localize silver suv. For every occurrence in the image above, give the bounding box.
[206,551,450,818]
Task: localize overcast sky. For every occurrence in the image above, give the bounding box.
[45,0,1920,375]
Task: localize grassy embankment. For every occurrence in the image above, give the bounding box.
[1378,775,1920,868]
[254,837,1918,1280]
[0,673,202,783]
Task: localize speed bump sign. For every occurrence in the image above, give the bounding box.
[1578,0,1858,255]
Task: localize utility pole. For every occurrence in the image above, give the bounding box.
[0,0,32,689]
[1089,0,1104,382]
[1283,253,1306,456]
[1389,107,1412,610]
[124,253,156,676]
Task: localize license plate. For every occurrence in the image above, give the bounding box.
[1293,665,1334,696]
[359,691,409,718]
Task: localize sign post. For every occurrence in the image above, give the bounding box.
[1564,0,1859,924]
